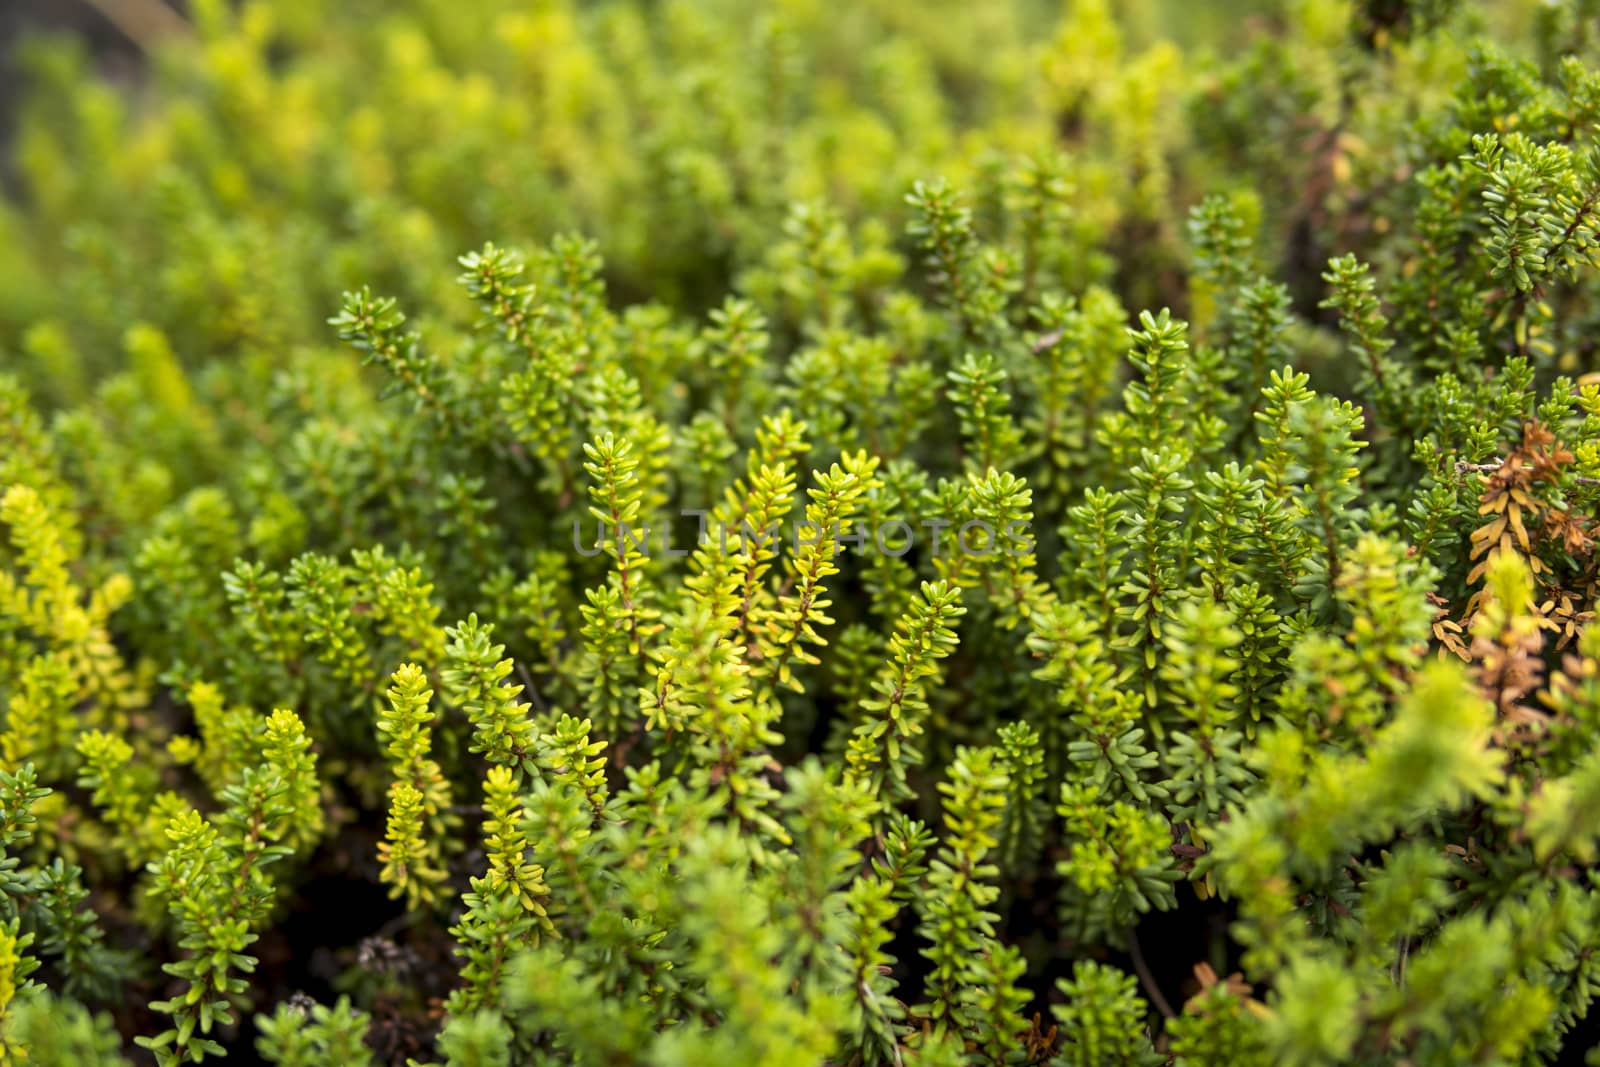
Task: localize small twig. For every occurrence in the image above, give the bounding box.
[1029,329,1064,354]
[858,981,906,1067]
[1393,934,1410,989]
[1128,930,1177,1021]
[1455,459,1600,486]
[80,0,190,51]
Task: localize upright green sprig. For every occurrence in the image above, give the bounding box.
[480,766,554,929]
[906,179,1009,346]
[170,682,260,799]
[261,709,322,853]
[1188,194,1254,332]
[912,744,1010,1042]
[535,715,609,820]
[1161,600,1254,831]
[967,469,1048,628]
[840,874,906,1064]
[329,289,458,432]
[583,433,653,649]
[844,580,966,806]
[28,856,126,1001]
[446,766,553,1023]
[1050,961,1160,1067]
[442,616,536,773]
[1282,396,1367,599]
[1055,780,1180,944]
[461,242,584,489]
[75,731,167,867]
[1027,599,1142,785]
[1118,446,1194,711]
[1100,309,1191,468]
[376,663,451,909]
[284,553,371,693]
[1320,255,1407,428]
[139,751,305,1067]
[0,914,42,1064]
[994,721,1049,872]
[0,484,140,721]
[1026,287,1128,488]
[0,766,49,921]
[751,452,880,695]
[703,297,772,434]
[256,997,373,1067]
[1,653,77,781]
[576,433,660,731]
[947,353,1024,474]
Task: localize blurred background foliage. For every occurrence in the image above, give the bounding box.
[2,0,1594,614]
[0,0,1566,405]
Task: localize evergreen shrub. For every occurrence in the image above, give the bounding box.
[5,0,1600,1063]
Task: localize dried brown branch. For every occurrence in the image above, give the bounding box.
[80,0,190,51]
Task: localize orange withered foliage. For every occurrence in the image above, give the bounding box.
[1428,591,1469,661]
[1022,1013,1060,1063]
[1544,585,1598,651]
[1459,423,1595,660]
[1471,612,1551,750]
[1467,422,1589,589]
[1185,962,1255,1011]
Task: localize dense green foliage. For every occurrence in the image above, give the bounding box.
[6,0,1600,1063]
